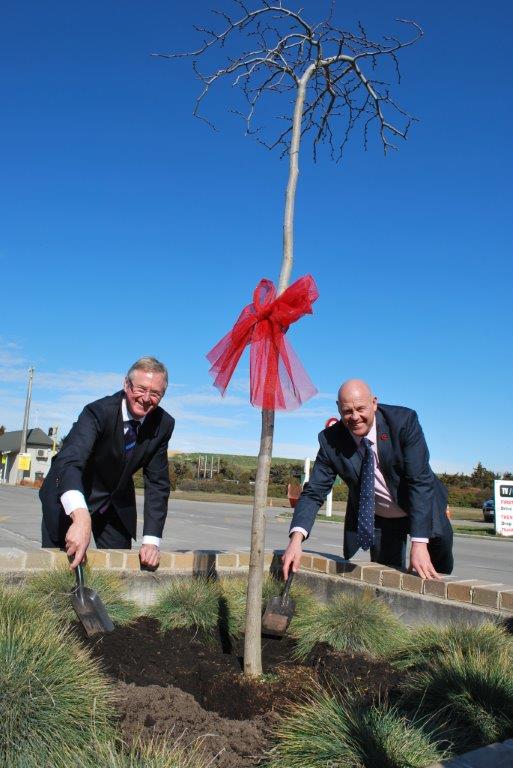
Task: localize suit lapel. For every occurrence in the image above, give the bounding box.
[337,425,362,481]
[376,409,393,480]
[113,398,125,465]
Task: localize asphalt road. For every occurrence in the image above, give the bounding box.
[1,485,512,588]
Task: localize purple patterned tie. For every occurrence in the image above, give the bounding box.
[124,419,140,457]
[357,437,375,550]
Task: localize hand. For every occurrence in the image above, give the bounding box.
[65,508,91,569]
[409,541,440,580]
[281,532,304,580]
[139,544,160,570]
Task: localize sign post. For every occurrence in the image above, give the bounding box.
[494,480,513,537]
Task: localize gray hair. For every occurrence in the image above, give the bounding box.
[126,357,168,387]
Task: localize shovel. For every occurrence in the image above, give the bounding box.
[261,572,295,637]
[70,562,115,637]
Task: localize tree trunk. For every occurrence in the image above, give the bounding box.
[243,408,274,676]
[243,65,315,677]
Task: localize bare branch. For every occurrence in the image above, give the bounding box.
[155,2,422,158]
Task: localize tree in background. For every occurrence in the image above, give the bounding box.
[470,462,500,490]
[0,426,5,436]
[158,1,421,675]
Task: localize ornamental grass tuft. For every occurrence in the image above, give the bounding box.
[149,576,220,633]
[266,691,445,768]
[398,649,513,753]
[23,565,139,626]
[389,620,513,671]
[87,735,212,768]
[218,574,317,639]
[0,586,115,768]
[291,592,407,660]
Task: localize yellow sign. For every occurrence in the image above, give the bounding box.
[18,453,31,471]
[1,455,6,465]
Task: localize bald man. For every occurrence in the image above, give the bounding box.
[282,380,453,580]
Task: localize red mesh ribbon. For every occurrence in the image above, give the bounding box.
[207,274,319,410]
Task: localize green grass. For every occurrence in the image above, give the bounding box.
[23,565,139,626]
[0,586,115,768]
[291,592,408,660]
[88,736,211,768]
[398,649,513,753]
[451,525,498,537]
[218,574,318,639]
[389,621,513,671]
[276,511,346,523]
[149,577,220,633]
[265,692,445,768]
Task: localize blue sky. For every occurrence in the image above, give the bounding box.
[1,1,511,473]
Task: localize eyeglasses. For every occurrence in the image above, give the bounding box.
[127,381,165,402]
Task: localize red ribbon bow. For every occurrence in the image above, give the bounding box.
[207,275,319,410]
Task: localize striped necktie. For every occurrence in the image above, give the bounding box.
[357,437,375,551]
[124,419,140,456]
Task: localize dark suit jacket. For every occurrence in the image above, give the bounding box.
[289,404,448,560]
[40,390,174,543]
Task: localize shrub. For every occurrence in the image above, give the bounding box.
[23,565,139,626]
[0,586,115,768]
[291,592,407,660]
[398,649,513,752]
[266,691,445,768]
[149,577,220,633]
[389,621,512,671]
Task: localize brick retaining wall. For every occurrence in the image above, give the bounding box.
[2,547,513,616]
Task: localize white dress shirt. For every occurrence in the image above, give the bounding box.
[60,398,160,548]
[291,417,428,543]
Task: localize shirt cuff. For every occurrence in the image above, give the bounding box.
[60,490,88,516]
[142,535,161,548]
[290,527,308,540]
[410,537,429,543]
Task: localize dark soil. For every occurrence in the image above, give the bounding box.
[80,618,404,767]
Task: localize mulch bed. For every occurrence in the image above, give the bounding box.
[80,617,404,767]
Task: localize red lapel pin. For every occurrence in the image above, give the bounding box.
[380,433,389,441]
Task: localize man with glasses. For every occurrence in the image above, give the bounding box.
[40,357,174,569]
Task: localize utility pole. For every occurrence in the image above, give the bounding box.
[17,366,34,485]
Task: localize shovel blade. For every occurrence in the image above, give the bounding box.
[261,595,296,637]
[71,586,114,637]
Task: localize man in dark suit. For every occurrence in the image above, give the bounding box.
[40,356,174,569]
[282,379,453,581]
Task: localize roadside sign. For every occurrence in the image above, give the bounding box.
[494,480,513,537]
[1,456,6,465]
[18,453,31,471]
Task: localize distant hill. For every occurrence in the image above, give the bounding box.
[169,452,302,471]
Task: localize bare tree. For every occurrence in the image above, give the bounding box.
[156,0,422,676]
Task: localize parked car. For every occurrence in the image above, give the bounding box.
[482,498,495,522]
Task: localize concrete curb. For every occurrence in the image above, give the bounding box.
[2,547,513,617]
[427,739,513,767]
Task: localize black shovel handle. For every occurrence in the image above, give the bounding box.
[68,557,85,591]
[282,571,294,603]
